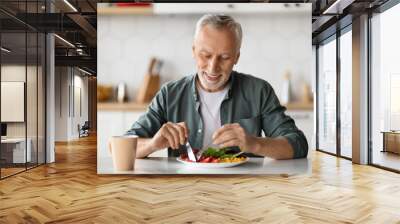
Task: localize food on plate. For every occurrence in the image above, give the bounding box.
[180,147,246,163]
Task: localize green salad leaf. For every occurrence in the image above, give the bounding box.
[202,147,240,159]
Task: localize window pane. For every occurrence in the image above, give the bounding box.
[318,37,337,154]
[371,3,400,171]
[0,0,46,179]
[340,29,352,158]
[1,31,27,177]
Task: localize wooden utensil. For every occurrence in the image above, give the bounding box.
[136,57,162,103]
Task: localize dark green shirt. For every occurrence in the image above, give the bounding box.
[126,71,308,158]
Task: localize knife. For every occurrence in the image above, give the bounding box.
[185,142,197,162]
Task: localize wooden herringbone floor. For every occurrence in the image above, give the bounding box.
[1,135,400,223]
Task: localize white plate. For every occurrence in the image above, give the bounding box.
[176,157,249,168]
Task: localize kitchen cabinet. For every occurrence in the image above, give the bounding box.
[153,3,309,14]
[97,105,168,160]
[98,111,125,160]
[98,3,309,15]
[286,110,314,150]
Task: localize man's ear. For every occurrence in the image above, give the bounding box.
[234,51,240,65]
[192,45,196,58]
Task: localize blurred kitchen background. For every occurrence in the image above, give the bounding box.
[96,3,314,159]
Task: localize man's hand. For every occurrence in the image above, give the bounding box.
[150,122,188,150]
[212,123,257,153]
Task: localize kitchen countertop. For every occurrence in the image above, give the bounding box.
[283,101,313,110]
[98,157,311,176]
[98,101,313,112]
[97,102,148,111]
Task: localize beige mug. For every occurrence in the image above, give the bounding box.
[108,135,138,171]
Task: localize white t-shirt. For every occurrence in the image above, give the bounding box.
[197,86,229,151]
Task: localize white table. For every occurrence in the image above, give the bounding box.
[98,157,311,176]
[1,138,32,163]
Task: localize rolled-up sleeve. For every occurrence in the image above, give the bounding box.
[260,82,308,159]
[125,86,167,137]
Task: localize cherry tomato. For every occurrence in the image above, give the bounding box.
[211,158,219,163]
[202,157,212,163]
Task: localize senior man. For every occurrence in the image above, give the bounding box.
[126,14,308,159]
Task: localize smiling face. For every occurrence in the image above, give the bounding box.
[192,25,240,92]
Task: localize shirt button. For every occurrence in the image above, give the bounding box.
[198,129,202,133]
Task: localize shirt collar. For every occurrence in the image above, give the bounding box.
[191,71,235,102]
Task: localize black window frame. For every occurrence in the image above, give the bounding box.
[0,0,47,180]
[315,19,353,161]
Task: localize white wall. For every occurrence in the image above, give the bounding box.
[1,65,40,138]
[1,64,46,163]
[55,67,68,141]
[55,67,89,141]
[98,8,312,102]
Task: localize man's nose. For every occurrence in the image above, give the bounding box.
[208,57,220,74]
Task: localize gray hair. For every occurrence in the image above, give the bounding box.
[194,14,242,51]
